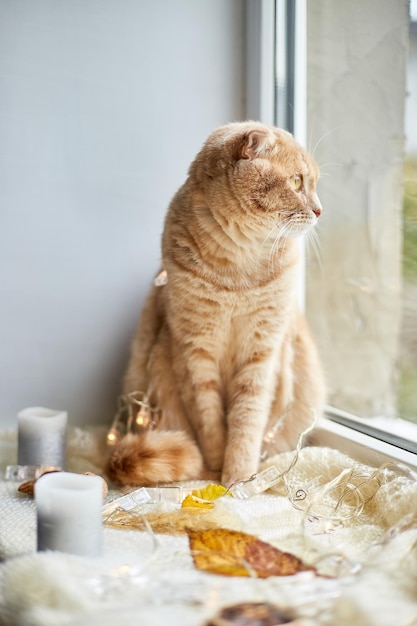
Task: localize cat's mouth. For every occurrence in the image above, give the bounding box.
[278,211,320,235]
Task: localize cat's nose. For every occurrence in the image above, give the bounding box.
[310,192,322,218]
[312,204,322,218]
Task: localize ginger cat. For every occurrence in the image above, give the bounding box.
[107,121,325,488]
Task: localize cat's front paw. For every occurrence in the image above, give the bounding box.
[221,465,258,489]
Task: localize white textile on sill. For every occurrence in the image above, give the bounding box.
[0,427,416,626]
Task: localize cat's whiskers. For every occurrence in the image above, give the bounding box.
[305,228,323,274]
[317,161,343,180]
[253,209,295,274]
[252,220,280,275]
[318,161,343,171]
[257,223,282,270]
[268,221,292,274]
[310,126,340,161]
[267,225,285,275]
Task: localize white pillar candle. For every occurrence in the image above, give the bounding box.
[35,472,103,557]
[18,406,67,468]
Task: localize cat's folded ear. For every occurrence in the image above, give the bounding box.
[239,128,276,160]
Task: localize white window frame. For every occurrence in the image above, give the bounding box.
[246,0,417,472]
[314,408,417,471]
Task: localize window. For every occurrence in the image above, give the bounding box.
[305,0,417,456]
[248,0,417,466]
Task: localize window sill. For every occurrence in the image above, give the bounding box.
[309,406,417,471]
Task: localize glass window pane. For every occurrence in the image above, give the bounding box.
[305,0,416,426]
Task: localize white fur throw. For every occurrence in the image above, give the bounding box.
[0,427,416,626]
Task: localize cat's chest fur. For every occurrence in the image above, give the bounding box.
[163,255,298,379]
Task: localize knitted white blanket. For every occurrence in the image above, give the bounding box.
[0,427,416,626]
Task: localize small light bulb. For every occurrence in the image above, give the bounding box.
[135,407,150,428]
[106,429,118,445]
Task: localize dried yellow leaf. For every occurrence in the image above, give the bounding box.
[181,494,215,509]
[188,528,314,578]
[181,483,231,509]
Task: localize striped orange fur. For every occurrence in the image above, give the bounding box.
[106,121,325,488]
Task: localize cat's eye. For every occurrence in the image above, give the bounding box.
[290,175,303,191]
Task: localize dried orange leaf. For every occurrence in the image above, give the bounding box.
[181,483,231,509]
[187,528,314,578]
[17,479,36,497]
[206,601,297,625]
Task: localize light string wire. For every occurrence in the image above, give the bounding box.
[106,390,161,445]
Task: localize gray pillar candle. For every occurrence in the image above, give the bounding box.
[35,472,103,557]
[17,407,67,468]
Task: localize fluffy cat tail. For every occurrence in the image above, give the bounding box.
[106,430,204,486]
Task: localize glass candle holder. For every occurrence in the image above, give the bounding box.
[17,406,67,468]
[35,472,103,557]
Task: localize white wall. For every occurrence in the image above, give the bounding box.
[0,0,245,428]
